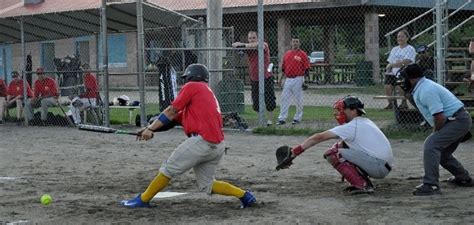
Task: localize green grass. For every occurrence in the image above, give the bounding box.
[301,84,385,95]
[239,105,393,123]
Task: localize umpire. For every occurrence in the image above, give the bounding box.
[399,64,473,196]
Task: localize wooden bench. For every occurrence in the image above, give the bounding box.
[374,95,474,124]
[373,95,424,124]
[110,105,140,125]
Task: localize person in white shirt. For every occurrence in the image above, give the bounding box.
[282,96,393,195]
[384,30,416,109]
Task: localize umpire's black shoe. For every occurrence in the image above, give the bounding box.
[445,176,473,187]
[413,183,441,196]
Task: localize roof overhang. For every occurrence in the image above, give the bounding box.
[0,0,200,44]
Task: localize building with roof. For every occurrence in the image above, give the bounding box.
[0,0,197,85]
[0,0,472,85]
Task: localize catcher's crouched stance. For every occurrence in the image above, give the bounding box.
[121,64,256,208]
[276,96,394,194]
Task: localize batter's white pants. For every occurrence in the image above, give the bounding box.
[278,76,304,122]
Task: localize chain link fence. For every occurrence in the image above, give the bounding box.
[1,0,472,133]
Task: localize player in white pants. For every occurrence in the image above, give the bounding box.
[70,97,96,125]
[277,37,310,125]
[278,76,305,124]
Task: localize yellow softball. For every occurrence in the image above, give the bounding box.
[40,194,52,205]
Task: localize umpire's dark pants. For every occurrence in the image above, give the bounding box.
[423,108,472,185]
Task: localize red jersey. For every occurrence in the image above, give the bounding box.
[282,49,310,78]
[171,81,224,144]
[0,79,6,97]
[7,79,33,97]
[34,77,58,98]
[80,72,98,98]
[247,42,273,81]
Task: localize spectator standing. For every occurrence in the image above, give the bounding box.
[277,37,310,125]
[232,31,276,126]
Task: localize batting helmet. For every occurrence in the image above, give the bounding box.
[181,64,209,82]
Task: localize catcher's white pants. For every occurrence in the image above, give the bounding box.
[278,76,304,122]
[70,98,97,124]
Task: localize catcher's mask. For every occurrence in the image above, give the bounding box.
[333,96,366,125]
[396,63,423,93]
[181,63,209,83]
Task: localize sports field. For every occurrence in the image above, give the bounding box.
[1,125,473,224]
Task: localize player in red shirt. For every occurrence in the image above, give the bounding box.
[25,67,59,123]
[2,71,33,124]
[69,63,99,124]
[0,76,7,124]
[277,37,310,125]
[232,31,276,126]
[121,64,256,209]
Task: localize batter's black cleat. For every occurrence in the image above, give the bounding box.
[445,176,473,187]
[121,194,150,208]
[239,191,256,208]
[413,183,441,196]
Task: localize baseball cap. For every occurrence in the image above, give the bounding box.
[36,67,45,74]
[11,71,20,77]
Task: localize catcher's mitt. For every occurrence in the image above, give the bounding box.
[276,145,295,170]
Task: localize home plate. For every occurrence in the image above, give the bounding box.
[152,191,187,199]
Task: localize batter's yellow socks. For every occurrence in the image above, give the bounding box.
[141,173,171,202]
[211,180,245,198]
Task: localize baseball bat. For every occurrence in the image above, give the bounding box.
[77,124,138,136]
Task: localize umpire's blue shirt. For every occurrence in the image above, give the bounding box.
[412,77,464,127]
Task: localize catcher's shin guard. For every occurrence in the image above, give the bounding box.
[323,143,367,190]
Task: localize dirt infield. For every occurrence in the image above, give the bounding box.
[1,125,474,224]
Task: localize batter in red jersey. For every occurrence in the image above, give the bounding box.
[121,64,256,209]
[277,37,310,125]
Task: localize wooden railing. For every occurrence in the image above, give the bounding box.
[234,63,360,85]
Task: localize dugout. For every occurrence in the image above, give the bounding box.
[0,0,199,126]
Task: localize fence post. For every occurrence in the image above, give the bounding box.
[136,0,146,126]
[101,0,110,127]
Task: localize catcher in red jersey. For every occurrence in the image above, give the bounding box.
[277,96,394,194]
[121,64,256,208]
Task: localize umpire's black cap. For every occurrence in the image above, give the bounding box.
[400,64,423,79]
[182,64,209,82]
